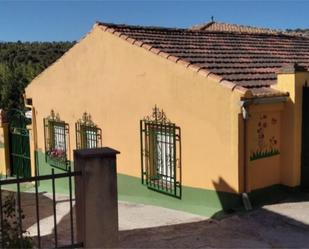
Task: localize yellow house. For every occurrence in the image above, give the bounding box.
[3,22,309,216]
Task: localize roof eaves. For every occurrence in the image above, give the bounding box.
[97,22,251,97]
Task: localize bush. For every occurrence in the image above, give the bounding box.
[0,193,33,249]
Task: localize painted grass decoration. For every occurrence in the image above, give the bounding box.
[250,148,280,161]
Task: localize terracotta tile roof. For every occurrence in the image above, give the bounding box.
[190,22,284,35]
[191,22,307,38]
[249,87,289,98]
[98,22,309,97]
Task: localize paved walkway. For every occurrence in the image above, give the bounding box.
[118,201,206,230]
[119,201,309,248]
[5,190,309,248]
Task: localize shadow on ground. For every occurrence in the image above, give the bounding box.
[3,184,309,248]
[118,177,309,248]
[118,203,309,248]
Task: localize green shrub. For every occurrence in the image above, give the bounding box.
[0,193,33,249]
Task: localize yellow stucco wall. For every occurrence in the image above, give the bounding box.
[0,123,10,176]
[25,25,245,193]
[246,103,283,191]
[273,71,309,187]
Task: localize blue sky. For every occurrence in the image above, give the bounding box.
[1,0,309,42]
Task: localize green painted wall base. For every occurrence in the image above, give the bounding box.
[248,184,304,207]
[33,151,308,218]
[35,151,73,195]
[4,150,307,219]
[34,151,242,217]
[118,174,242,218]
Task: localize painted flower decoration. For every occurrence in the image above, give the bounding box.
[271,118,277,125]
[269,136,278,149]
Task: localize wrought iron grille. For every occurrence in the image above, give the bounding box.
[140,106,182,198]
[75,113,102,149]
[44,110,70,171]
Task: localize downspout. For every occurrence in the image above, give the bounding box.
[240,101,252,211]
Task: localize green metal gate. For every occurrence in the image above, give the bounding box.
[301,86,309,190]
[8,109,31,177]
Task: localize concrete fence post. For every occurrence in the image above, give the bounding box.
[74,147,120,248]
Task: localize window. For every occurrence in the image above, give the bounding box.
[151,129,175,182]
[140,106,182,198]
[44,110,70,170]
[76,112,102,149]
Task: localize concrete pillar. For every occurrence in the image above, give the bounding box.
[273,64,309,186]
[74,147,120,248]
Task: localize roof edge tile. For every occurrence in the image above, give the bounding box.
[125,37,134,44]
[106,27,116,34]
[133,40,143,46]
[158,51,170,59]
[234,86,253,98]
[150,47,161,54]
[219,80,252,97]
[197,69,210,77]
[167,55,179,63]
[119,34,129,40]
[141,44,152,50]
[177,59,191,67]
[187,64,201,72]
[207,72,224,82]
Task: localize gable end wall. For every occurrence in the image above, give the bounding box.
[26,26,244,193]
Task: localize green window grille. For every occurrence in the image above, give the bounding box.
[44,110,70,171]
[140,106,182,198]
[75,112,102,149]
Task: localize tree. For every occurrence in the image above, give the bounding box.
[0,41,75,110]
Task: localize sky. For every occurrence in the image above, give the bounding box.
[1,0,309,42]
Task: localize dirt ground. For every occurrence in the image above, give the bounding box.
[118,204,309,248]
[5,190,309,248]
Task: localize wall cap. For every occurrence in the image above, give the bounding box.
[277,63,308,74]
[74,147,120,159]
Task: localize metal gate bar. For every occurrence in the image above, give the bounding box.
[0,169,83,249]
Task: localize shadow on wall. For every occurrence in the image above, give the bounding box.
[212,177,242,219]
[248,184,309,207]
[212,176,309,219]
